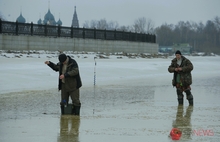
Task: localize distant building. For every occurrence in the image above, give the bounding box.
[37,8,63,26]
[71,6,79,27]
[159,46,172,53]
[16,12,26,23]
[42,9,57,25]
[172,43,192,54]
[37,18,42,25]
[57,18,62,26]
[159,43,193,55]
[15,6,80,26]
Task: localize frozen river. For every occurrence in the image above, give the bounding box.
[0,54,220,142]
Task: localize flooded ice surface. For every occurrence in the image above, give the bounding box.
[0,55,220,142]
[0,78,220,142]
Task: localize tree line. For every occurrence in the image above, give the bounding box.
[83,17,155,34]
[155,16,220,53]
[83,16,220,54]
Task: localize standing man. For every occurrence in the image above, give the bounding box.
[168,50,194,106]
[45,53,82,115]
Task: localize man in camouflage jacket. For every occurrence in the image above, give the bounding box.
[168,50,194,106]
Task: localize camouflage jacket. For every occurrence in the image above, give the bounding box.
[168,56,193,87]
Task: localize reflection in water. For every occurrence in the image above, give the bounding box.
[57,115,80,142]
[172,105,193,140]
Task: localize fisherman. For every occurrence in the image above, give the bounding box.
[45,53,82,115]
[168,50,194,105]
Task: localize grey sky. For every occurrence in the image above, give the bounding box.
[0,0,219,27]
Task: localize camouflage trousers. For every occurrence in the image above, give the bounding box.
[176,83,191,92]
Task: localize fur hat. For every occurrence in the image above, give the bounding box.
[175,50,182,55]
[58,54,67,63]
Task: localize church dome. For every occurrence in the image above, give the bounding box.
[37,18,42,24]
[16,13,26,23]
[57,18,62,26]
[43,9,56,25]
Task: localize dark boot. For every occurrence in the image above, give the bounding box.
[72,104,81,116]
[176,89,184,105]
[60,105,64,115]
[60,100,68,115]
[185,90,193,106]
[74,105,81,116]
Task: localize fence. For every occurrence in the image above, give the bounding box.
[0,19,156,43]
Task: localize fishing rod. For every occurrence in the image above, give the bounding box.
[94,57,97,86]
[93,56,97,115]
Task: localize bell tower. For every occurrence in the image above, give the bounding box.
[71,6,79,27]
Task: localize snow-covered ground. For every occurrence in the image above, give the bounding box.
[0,51,220,142]
[0,50,219,94]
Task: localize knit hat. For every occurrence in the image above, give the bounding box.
[175,50,182,55]
[58,54,67,63]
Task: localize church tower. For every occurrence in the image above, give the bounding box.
[16,8,26,23]
[71,6,79,28]
[43,9,56,25]
[16,12,26,23]
[42,1,56,25]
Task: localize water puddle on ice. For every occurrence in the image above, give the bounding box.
[0,79,220,142]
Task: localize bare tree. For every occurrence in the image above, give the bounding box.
[117,25,133,32]
[146,19,155,34]
[133,17,147,33]
[107,21,119,30]
[155,24,174,46]
[82,20,90,28]
[90,20,98,28]
[213,16,220,31]
[97,18,108,29]
[83,19,119,30]
[213,16,220,51]
[133,17,155,33]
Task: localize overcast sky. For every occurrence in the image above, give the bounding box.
[0,0,220,27]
